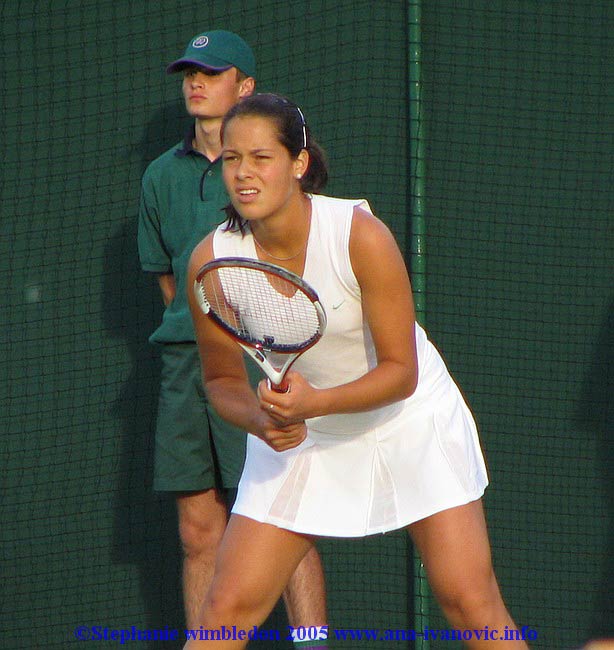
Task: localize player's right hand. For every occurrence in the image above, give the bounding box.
[258,420,307,452]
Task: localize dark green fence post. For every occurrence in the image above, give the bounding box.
[409,1,429,647]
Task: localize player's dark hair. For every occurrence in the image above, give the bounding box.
[221,93,329,232]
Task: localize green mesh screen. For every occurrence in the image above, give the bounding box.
[1,1,612,650]
[420,1,613,649]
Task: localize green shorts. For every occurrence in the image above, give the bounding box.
[153,343,259,492]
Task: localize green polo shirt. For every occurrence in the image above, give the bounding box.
[138,129,228,343]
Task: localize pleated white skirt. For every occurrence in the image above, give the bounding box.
[232,362,489,538]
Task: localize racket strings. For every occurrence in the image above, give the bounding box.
[200,267,322,350]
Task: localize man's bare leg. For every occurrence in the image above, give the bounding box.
[177,490,228,628]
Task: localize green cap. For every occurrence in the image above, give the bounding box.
[166,30,256,78]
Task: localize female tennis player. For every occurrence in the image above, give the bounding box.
[185,93,530,649]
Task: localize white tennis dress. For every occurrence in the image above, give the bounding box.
[213,194,488,537]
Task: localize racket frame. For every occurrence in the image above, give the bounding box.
[193,257,326,389]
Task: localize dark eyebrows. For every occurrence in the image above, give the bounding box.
[223,147,275,155]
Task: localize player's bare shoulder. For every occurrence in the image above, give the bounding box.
[350,204,402,273]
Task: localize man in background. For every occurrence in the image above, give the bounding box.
[138,30,327,649]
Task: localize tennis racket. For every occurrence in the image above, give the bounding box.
[193,257,327,392]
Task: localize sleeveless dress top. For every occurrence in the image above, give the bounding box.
[213,194,488,536]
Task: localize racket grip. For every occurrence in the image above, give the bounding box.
[267,377,290,393]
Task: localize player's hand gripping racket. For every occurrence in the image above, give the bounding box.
[193,257,327,392]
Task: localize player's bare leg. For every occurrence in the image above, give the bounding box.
[408,499,529,649]
[177,490,228,628]
[184,514,315,649]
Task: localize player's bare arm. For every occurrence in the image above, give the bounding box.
[187,237,307,451]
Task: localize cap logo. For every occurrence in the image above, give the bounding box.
[192,36,209,48]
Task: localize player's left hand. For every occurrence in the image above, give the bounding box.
[257,371,320,425]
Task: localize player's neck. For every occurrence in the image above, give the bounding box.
[192,117,223,162]
[250,193,312,262]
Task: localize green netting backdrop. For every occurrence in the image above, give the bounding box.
[420,3,613,648]
[1,1,612,649]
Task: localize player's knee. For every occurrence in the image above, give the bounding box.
[435,569,501,624]
[203,586,238,620]
[204,581,264,623]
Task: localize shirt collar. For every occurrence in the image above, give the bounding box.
[175,123,221,165]
[176,123,198,158]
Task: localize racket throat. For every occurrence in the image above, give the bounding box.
[267,377,290,393]
[241,345,295,391]
[263,350,294,392]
